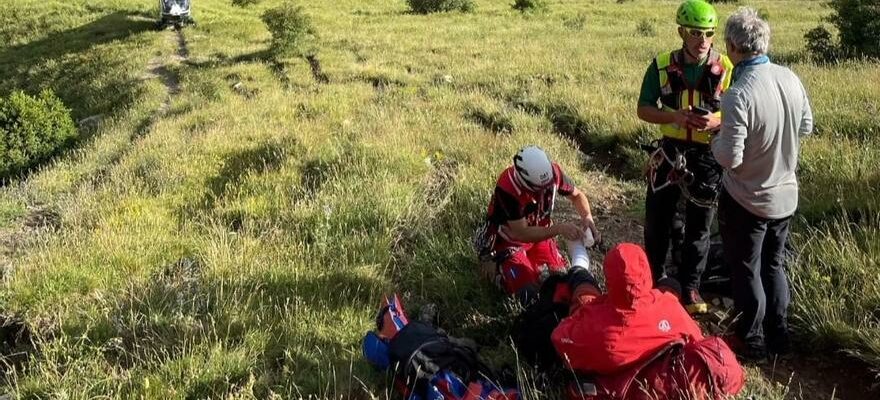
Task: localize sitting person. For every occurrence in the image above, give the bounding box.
[552,243,744,400]
[473,145,600,303]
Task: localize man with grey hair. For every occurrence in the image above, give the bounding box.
[712,7,813,361]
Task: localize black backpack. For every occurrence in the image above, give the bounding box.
[388,321,495,395]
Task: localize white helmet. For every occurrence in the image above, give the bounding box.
[513,145,554,191]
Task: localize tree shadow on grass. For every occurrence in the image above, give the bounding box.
[179,140,294,221]
[186,49,316,88]
[0,11,157,119]
[498,93,649,179]
[0,11,155,69]
[0,11,162,186]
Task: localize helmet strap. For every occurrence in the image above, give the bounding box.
[513,170,536,192]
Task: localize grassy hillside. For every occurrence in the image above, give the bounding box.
[0,0,877,398]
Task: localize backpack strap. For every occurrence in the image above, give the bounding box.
[615,340,686,398]
[656,51,673,96]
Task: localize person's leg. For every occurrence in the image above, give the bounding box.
[719,190,769,355]
[644,170,681,281]
[498,243,540,302]
[527,238,568,276]
[760,216,792,355]
[670,198,687,267]
[679,147,722,298]
[678,198,716,312]
[568,264,601,312]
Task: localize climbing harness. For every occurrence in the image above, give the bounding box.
[644,140,718,208]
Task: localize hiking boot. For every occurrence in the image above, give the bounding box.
[683,289,709,314]
[767,331,792,358]
[656,276,682,299]
[723,334,768,364]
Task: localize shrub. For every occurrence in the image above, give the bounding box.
[261,2,318,58]
[0,90,77,180]
[406,0,474,14]
[805,25,841,62]
[636,19,656,37]
[231,0,261,6]
[827,0,880,59]
[562,13,587,31]
[512,0,547,13]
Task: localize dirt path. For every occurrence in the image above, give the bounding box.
[762,354,878,399]
[143,27,187,118]
[76,26,190,190]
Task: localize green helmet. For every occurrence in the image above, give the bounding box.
[676,0,718,29]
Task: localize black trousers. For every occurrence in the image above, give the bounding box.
[644,139,721,292]
[718,190,791,348]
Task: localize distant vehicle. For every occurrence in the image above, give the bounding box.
[158,0,193,28]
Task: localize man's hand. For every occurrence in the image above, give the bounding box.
[554,222,584,241]
[581,216,601,246]
[672,109,692,128]
[687,113,721,131]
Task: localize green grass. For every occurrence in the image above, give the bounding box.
[0,0,878,398]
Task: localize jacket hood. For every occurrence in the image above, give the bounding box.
[604,243,653,310]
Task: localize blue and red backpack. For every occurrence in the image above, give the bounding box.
[363,294,519,400]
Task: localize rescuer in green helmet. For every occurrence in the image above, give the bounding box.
[636,0,733,315]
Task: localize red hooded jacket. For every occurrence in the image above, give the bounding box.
[551,244,744,399]
[551,243,704,374]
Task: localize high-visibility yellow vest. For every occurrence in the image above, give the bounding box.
[656,49,734,144]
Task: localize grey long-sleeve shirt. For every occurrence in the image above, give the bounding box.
[711,62,813,219]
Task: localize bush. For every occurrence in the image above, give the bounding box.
[512,0,547,13]
[231,0,261,6]
[0,90,77,180]
[261,2,318,58]
[406,0,474,14]
[827,0,880,59]
[562,13,587,31]
[636,19,656,37]
[805,25,841,62]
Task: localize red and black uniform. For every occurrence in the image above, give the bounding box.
[482,162,575,296]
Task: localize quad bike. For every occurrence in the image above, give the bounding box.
[158,0,194,29]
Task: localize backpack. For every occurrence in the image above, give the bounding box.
[568,337,744,400]
[364,295,519,400]
[389,321,488,391]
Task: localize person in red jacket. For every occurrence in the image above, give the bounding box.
[552,243,744,399]
[474,146,600,303]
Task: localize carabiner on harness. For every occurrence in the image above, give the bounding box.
[644,143,717,208]
[646,146,686,193]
